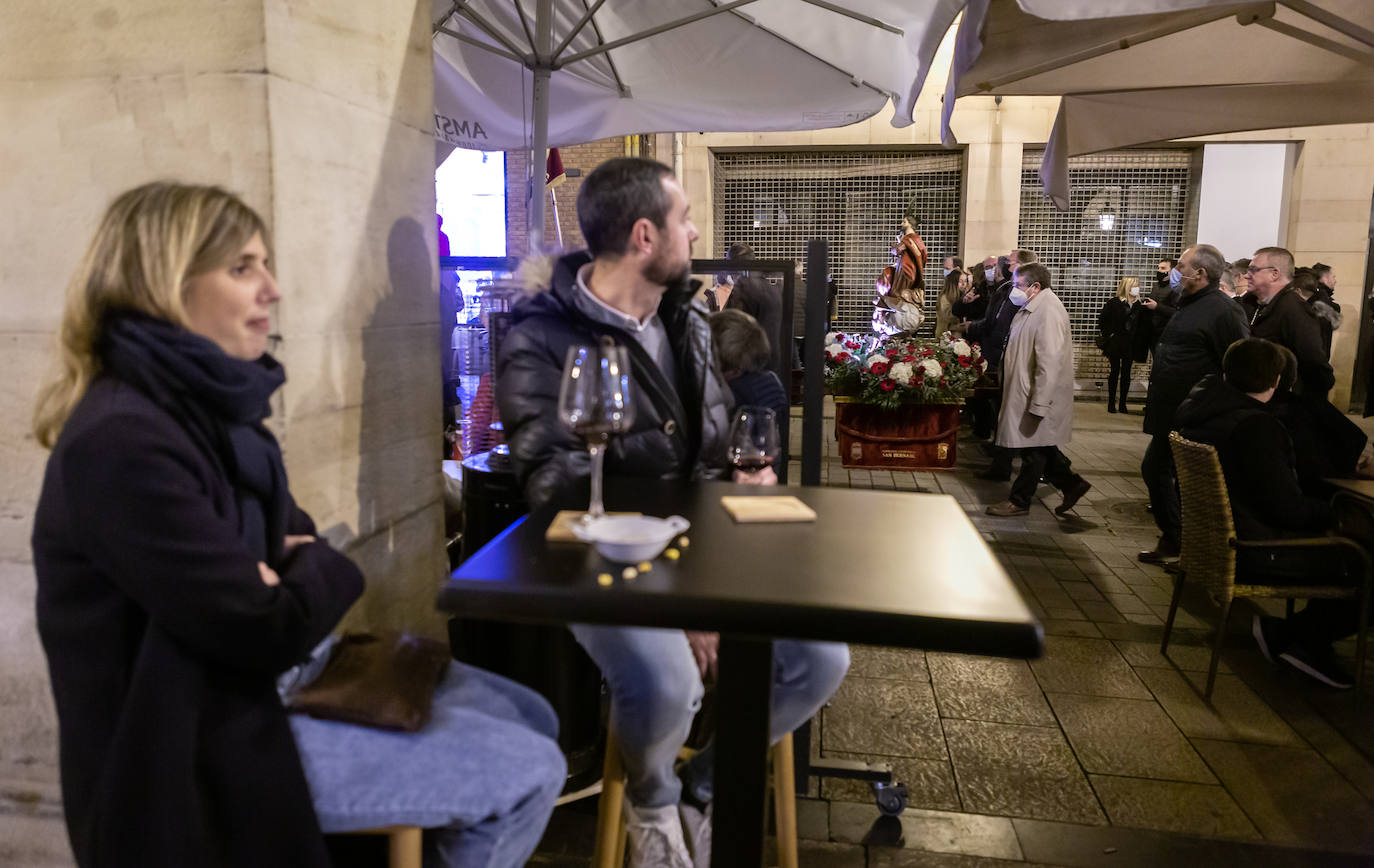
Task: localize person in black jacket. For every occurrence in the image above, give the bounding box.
[496,158,848,867]
[723,241,790,373]
[1177,339,1367,689]
[1096,276,1141,413]
[710,308,788,420]
[1291,267,1343,361]
[30,183,565,868]
[953,255,994,323]
[956,250,1032,478]
[1139,258,1180,355]
[1139,244,1250,564]
[1246,247,1335,398]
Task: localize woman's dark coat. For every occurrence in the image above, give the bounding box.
[32,373,363,867]
[1096,296,1135,359]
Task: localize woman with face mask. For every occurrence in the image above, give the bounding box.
[1096,277,1141,413]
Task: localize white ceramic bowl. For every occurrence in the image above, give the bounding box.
[572,514,690,563]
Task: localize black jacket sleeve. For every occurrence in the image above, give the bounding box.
[1285,305,1336,395]
[60,416,363,675]
[496,320,590,508]
[1208,297,1252,366]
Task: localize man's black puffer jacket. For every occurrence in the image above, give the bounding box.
[496,250,732,509]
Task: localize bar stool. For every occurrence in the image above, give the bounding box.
[338,825,423,868]
[591,728,798,868]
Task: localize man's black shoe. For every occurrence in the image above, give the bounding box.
[1055,478,1092,515]
[1138,537,1181,563]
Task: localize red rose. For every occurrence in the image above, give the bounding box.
[901,354,915,363]
[919,347,934,357]
[845,340,860,350]
[870,361,890,376]
[885,349,899,359]
[958,357,971,367]
[836,352,850,363]
[879,380,895,392]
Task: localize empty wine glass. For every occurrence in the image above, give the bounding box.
[558,341,635,521]
[727,406,780,476]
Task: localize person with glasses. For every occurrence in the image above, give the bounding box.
[1246,247,1334,399]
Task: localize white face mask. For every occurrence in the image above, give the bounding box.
[984,267,996,282]
[1008,287,1030,307]
[1129,286,1140,297]
[943,268,953,277]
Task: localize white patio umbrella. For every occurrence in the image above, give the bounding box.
[939,0,1374,208]
[431,0,965,250]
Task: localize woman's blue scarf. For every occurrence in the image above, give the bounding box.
[101,311,289,565]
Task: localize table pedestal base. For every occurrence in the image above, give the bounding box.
[712,636,774,868]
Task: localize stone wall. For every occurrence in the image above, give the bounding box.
[0,1,445,862]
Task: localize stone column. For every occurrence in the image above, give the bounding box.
[1,2,445,861]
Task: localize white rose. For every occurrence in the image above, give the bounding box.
[825,331,840,345]
[864,353,887,370]
[824,342,846,359]
[949,339,971,357]
[920,359,943,380]
[888,361,915,386]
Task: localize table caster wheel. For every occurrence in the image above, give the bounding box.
[872,781,907,816]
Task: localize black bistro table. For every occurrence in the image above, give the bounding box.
[438,479,1042,868]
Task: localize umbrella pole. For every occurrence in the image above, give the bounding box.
[528,0,553,255]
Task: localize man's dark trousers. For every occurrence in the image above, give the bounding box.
[1142,433,1181,545]
[1010,446,1083,508]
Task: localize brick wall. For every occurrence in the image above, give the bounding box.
[505,136,654,257]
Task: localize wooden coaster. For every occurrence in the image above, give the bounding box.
[720,496,817,523]
[544,510,642,541]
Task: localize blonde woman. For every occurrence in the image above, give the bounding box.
[936,268,968,338]
[1096,276,1141,413]
[31,182,563,867]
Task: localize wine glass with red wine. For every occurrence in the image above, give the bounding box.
[727,406,780,475]
[558,341,635,521]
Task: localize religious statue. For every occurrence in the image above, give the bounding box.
[872,214,927,337]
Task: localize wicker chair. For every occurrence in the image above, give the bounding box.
[1164,432,1370,697]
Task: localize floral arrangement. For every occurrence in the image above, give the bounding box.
[824,331,986,410]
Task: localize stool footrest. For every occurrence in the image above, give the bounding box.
[805,758,893,782]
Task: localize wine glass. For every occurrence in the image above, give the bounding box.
[727,406,780,476]
[558,341,635,521]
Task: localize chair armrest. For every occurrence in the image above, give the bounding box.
[1231,537,1343,549]
[1231,536,1373,582]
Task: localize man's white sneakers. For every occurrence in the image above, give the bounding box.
[624,801,692,868]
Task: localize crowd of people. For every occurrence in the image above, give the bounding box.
[25,156,1372,868]
[939,239,1367,689]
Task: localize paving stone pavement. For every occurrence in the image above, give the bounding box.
[532,401,1374,866]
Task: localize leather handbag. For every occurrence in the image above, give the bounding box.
[287,632,450,732]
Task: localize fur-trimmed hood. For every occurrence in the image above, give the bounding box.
[1310,296,1342,330]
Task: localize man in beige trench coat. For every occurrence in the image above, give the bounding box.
[986,262,1093,517]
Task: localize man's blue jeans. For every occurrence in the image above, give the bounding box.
[290,662,566,868]
[571,624,850,808]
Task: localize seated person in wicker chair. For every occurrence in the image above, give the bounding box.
[1175,338,1368,688]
